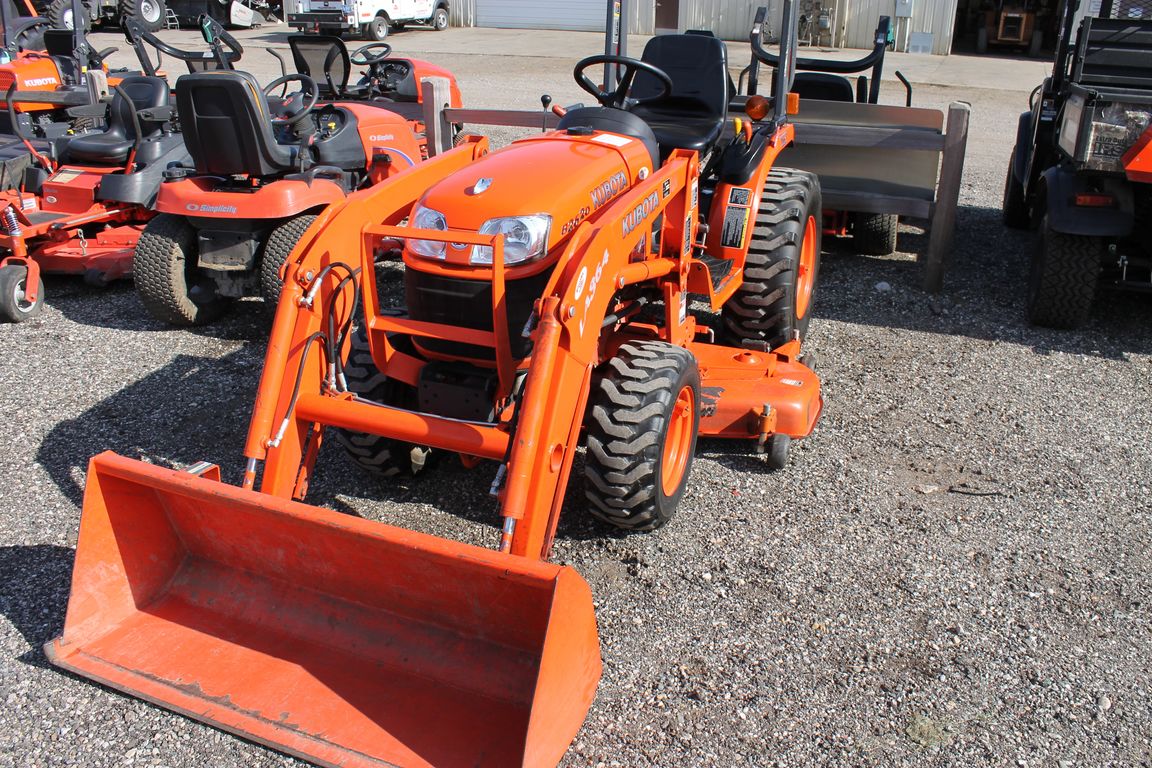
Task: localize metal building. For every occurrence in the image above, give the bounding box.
[449,0,959,54]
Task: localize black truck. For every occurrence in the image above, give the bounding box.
[1003,0,1152,328]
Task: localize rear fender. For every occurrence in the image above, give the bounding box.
[154,177,347,219]
[1040,166,1134,238]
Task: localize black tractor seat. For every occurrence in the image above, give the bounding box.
[629,33,732,157]
[176,69,311,177]
[65,76,169,165]
[288,34,360,99]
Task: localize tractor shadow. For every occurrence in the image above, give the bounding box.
[816,204,1152,360]
[0,544,74,668]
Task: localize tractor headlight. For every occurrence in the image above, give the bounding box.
[407,204,448,260]
[471,214,551,266]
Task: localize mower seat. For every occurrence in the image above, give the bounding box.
[65,76,169,165]
[792,72,855,102]
[629,34,731,157]
[176,70,307,177]
[556,107,660,167]
[287,35,354,99]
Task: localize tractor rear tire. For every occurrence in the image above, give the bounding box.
[336,326,423,477]
[42,0,91,31]
[584,341,700,531]
[1026,214,1101,329]
[721,168,822,350]
[259,214,316,310]
[119,0,165,32]
[134,214,232,326]
[0,264,45,323]
[854,213,898,256]
[363,16,389,40]
[1002,155,1030,229]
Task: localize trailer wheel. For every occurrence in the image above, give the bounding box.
[134,214,232,326]
[722,168,822,350]
[853,213,898,255]
[0,264,45,323]
[1027,214,1101,329]
[584,341,700,531]
[335,327,423,477]
[119,0,165,32]
[258,214,316,310]
[1002,155,1030,229]
[431,6,448,30]
[363,15,389,40]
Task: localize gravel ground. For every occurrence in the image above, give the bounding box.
[1,25,1151,768]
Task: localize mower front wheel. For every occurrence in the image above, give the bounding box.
[134,214,232,326]
[584,341,700,531]
[853,213,898,256]
[336,327,425,477]
[722,168,822,350]
[0,264,45,323]
[259,214,317,310]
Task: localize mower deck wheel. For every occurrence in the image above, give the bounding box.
[584,341,700,531]
[259,214,317,310]
[722,168,822,350]
[134,213,232,327]
[1027,214,1100,329]
[763,433,791,471]
[1002,153,1030,229]
[853,213,899,256]
[0,264,45,323]
[335,326,424,477]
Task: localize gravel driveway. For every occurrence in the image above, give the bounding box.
[0,25,1149,768]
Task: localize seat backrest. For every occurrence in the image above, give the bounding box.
[110,75,169,140]
[792,72,856,102]
[175,70,296,177]
[631,34,730,119]
[42,29,74,57]
[288,34,350,98]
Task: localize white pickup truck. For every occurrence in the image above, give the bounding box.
[287,0,449,40]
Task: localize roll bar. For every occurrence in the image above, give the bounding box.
[123,15,241,76]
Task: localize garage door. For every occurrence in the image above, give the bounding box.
[475,0,605,31]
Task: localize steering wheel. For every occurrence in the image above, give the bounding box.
[573,54,673,110]
[262,73,320,126]
[350,42,392,66]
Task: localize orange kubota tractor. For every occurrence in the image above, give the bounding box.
[47,1,820,765]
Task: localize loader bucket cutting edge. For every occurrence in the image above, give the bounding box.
[46,452,601,768]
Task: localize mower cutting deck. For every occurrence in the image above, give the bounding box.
[49,1,823,765]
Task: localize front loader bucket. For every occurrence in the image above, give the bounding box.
[47,452,601,768]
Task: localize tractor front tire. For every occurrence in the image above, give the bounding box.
[1002,155,1030,229]
[1027,214,1101,329]
[134,214,232,326]
[0,264,45,323]
[584,341,700,531]
[363,15,389,40]
[259,214,316,310]
[119,0,165,32]
[336,327,423,477]
[854,212,898,255]
[722,168,822,350]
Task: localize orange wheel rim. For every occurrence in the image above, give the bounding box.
[796,215,817,319]
[661,385,695,496]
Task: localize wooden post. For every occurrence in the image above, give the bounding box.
[420,77,453,157]
[922,101,971,293]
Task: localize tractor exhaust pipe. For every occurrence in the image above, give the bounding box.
[47,452,601,768]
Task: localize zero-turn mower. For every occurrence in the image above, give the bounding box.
[47,1,822,765]
[132,27,462,326]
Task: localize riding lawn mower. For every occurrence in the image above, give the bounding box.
[48,0,823,765]
[132,27,462,326]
